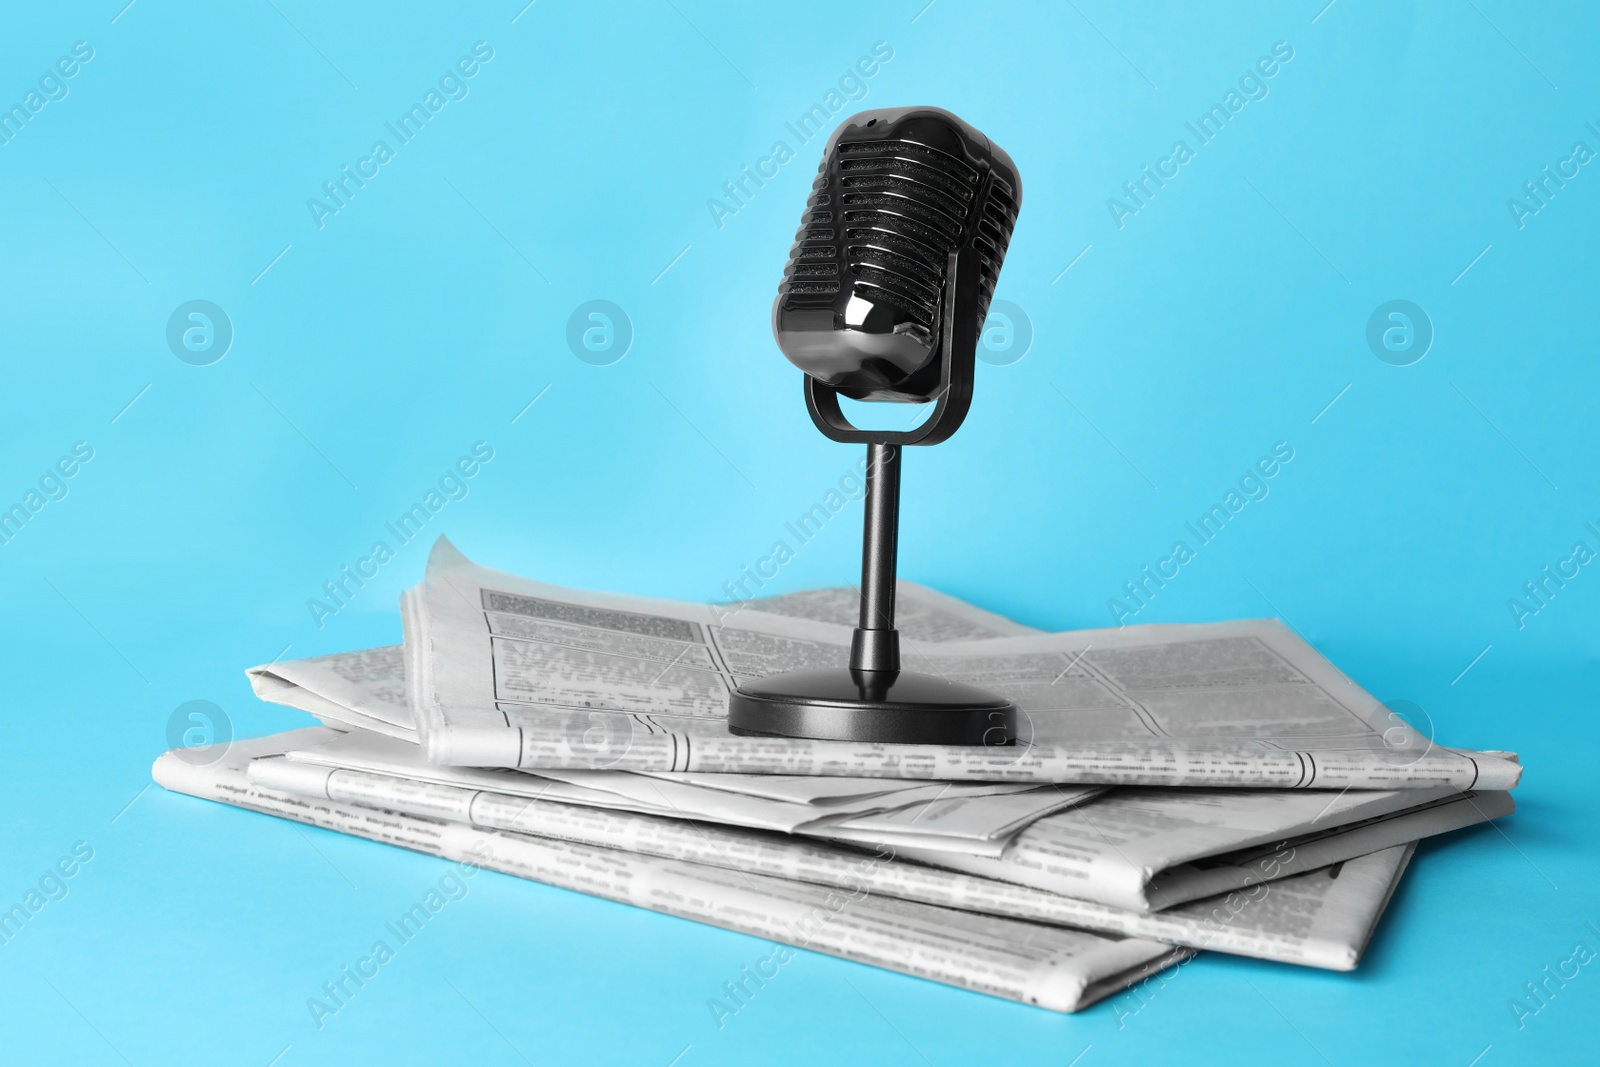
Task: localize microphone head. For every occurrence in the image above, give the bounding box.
[773,107,1021,403]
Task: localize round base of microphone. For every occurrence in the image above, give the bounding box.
[727,668,1016,746]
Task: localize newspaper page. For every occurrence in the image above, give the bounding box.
[896,785,1512,911]
[154,731,1186,1013]
[1137,790,1509,911]
[250,644,415,741]
[245,598,1511,890]
[745,581,1042,640]
[248,645,1103,820]
[408,538,1520,789]
[816,789,1103,856]
[241,728,1417,970]
[247,580,1023,745]
[282,728,1100,852]
[271,725,1503,904]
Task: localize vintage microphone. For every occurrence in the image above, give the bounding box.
[727,106,1022,746]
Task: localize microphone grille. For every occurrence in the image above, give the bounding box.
[780,111,1020,349]
[774,108,1021,402]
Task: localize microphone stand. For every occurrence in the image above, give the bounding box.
[851,441,901,677]
[726,250,1019,746]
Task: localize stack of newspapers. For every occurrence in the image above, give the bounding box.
[154,538,1522,1013]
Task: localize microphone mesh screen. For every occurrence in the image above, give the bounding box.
[786,136,1018,343]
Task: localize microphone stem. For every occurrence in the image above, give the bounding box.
[852,441,901,675]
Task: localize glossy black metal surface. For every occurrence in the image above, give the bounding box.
[853,442,900,673]
[802,247,980,447]
[773,106,1022,403]
[727,668,1016,745]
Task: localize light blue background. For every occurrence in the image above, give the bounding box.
[1,1,1595,1063]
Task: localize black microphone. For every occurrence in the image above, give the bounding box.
[773,106,1021,408]
[728,107,1023,747]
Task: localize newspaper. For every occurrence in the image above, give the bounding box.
[246,547,1512,892]
[239,727,1418,971]
[901,785,1512,911]
[250,644,415,742]
[403,538,1520,789]
[281,728,1101,856]
[816,788,1103,856]
[267,720,1506,908]
[288,735,1510,921]
[746,582,1041,640]
[155,731,1187,1013]
[249,694,1497,883]
[247,577,1033,747]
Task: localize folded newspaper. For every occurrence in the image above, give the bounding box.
[243,719,1509,897]
[271,727,1101,857]
[151,539,1520,1012]
[230,727,1477,967]
[155,733,1190,1012]
[244,667,1510,909]
[378,538,1517,788]
[155,729,1453,1006]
